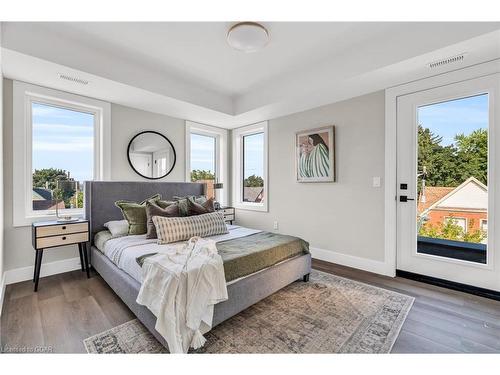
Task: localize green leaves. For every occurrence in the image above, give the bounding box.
[419,218,486,244]
[190,169,215,182]
[33,168,70,190]
[32,168,80,208]
[454,129,488,185]
[418,125,487,193]
[244,175,264,187]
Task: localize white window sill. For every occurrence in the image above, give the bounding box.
[233,202,268,212]
[14,211,84,227]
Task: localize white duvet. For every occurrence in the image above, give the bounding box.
[102,225,261,283]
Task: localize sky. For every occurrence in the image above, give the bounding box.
[190,133,216,173]
[243,133,264,178]
[32,102,94,183]
[418,93,489,146]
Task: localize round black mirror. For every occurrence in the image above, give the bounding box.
[127,131,176,179]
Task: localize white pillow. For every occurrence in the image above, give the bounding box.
[104,220,129,238]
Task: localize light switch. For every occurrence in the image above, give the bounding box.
[372,177,381,188]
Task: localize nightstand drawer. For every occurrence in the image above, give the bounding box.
[36,232,89,249]
[223,214,235,221]
[36,223,88,237]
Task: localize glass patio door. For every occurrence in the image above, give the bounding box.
[396,73,500,291]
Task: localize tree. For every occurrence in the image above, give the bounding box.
[417,125,458,194]
[244,175,264,187]
[32,168,77,208]
[32,168,69,190]
[191,170,215,182]
[77,191,84,208]
[455,129,488,185]
[417,126,488,192]
[419,218,486,244]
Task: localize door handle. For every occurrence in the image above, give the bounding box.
[399,196,415,202]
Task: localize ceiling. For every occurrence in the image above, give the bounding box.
[2,22,500,128]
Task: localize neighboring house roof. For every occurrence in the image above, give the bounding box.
[33,200,65,211]
[244,187,264,203]
[419,177,488,215]
[418,186,454,213]
[32,187,53,201]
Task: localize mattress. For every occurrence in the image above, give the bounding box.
[95,225,309,284]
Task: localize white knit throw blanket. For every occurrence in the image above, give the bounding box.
[136,237,228,353]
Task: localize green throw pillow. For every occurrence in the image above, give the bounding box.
[115,194,161,235]
[173,195,207,216]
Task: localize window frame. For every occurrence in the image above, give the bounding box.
[13,81,111,227]
[232,121,268,212]
[185,121,228,206]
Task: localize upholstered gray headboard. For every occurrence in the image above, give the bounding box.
[84,181,205,243]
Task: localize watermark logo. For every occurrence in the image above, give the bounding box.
[1,345,54,353]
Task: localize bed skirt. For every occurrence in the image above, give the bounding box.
[90,246,312,349]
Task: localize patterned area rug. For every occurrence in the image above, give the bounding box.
[84,270,414,353]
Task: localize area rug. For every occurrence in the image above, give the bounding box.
[84,270,414,353]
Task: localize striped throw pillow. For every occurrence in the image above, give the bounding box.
[153,212,228,244]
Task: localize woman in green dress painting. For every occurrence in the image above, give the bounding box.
[298,134,330,178]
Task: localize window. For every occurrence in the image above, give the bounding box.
[243,133,265,203]
[32,103,94,212]
[481,219,488,234]
[416,93,490,264]
[13,81,111,226]
[233,122,268,211]
[186,122,228,205]
[190,133,216,199]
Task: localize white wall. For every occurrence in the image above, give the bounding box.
[110,104,185,181]
[234,91,387,267]
[2,79,186,277]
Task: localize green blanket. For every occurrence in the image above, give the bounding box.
[136,231,309,282]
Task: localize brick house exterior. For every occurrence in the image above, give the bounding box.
[418,177,488,234]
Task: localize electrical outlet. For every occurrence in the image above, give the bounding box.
[273,221,279,230]
[372,176,381,188]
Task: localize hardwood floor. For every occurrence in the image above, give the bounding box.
[1,260,499,353]
[1,269,135,353]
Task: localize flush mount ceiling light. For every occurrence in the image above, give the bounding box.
[227,22,269,53]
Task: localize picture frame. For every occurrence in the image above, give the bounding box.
[295,125,335,183]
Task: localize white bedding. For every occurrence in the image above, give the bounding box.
[101,225,261,283]
[136,237,228,353]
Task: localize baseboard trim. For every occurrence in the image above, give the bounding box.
[4,256,81,285]
[0,273,6,317]
[396,270,500,302]
[310,247,393,277]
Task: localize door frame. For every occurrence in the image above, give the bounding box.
[384,59,500,278]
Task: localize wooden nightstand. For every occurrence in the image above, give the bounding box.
[218,206,235,225]
[32,219,90,291]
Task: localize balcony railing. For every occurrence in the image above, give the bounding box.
[417,236,486,264]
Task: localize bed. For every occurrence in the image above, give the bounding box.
[84,181,312,349]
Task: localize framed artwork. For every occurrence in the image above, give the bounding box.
[295,126,335,182]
